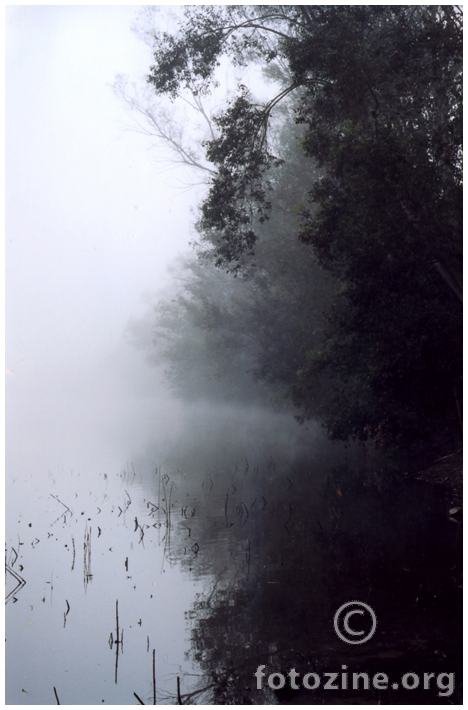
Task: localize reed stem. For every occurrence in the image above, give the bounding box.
[176,677,182,705]
[152,648,156,705]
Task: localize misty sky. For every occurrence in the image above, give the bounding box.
[6,5,194,370]
[6,6,198,470]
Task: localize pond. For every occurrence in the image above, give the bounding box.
[6,402,462,705]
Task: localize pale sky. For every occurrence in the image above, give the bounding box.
[6,5,200,473]
[6,5,194,382]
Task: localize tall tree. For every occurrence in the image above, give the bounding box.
[143,6,462,453]
[147,5,461,286]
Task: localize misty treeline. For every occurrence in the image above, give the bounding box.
[122,6,462,461]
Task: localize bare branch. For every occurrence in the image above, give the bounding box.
[113,76,217,177]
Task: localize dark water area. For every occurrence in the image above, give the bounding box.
[135,410,462,705]
[6,404,462,704]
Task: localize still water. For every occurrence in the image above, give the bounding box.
[6,398,462,704]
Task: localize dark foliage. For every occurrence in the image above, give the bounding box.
[145,5,462,455]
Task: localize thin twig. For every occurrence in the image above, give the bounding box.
[176,677,183,705]
[50,494,72,515]
[53,686,60,705]
[152,649,156,705]
[134,691,145,705]
[5,564,26,604]
[179,683,215,702]
[433,448,462,464]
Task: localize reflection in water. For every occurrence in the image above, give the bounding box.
[162,444,462,705]
[6,405,462,705]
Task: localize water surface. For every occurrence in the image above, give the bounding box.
[6,402,462,704]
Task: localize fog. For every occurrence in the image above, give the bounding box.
[6,6,196,474]
[6,11,322,703]
[5,8,217,704]
[6,8,462,706]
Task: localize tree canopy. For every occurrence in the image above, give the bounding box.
[139,5,462,458]
[148,6,461,276]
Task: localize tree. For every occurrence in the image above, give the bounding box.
[126,131,336,411]
[144,5,462,455]
[147,6,461,282]
[113,74,217,188]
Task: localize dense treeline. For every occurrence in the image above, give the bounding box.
[127,6,462,460]
[127,128,336,408]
